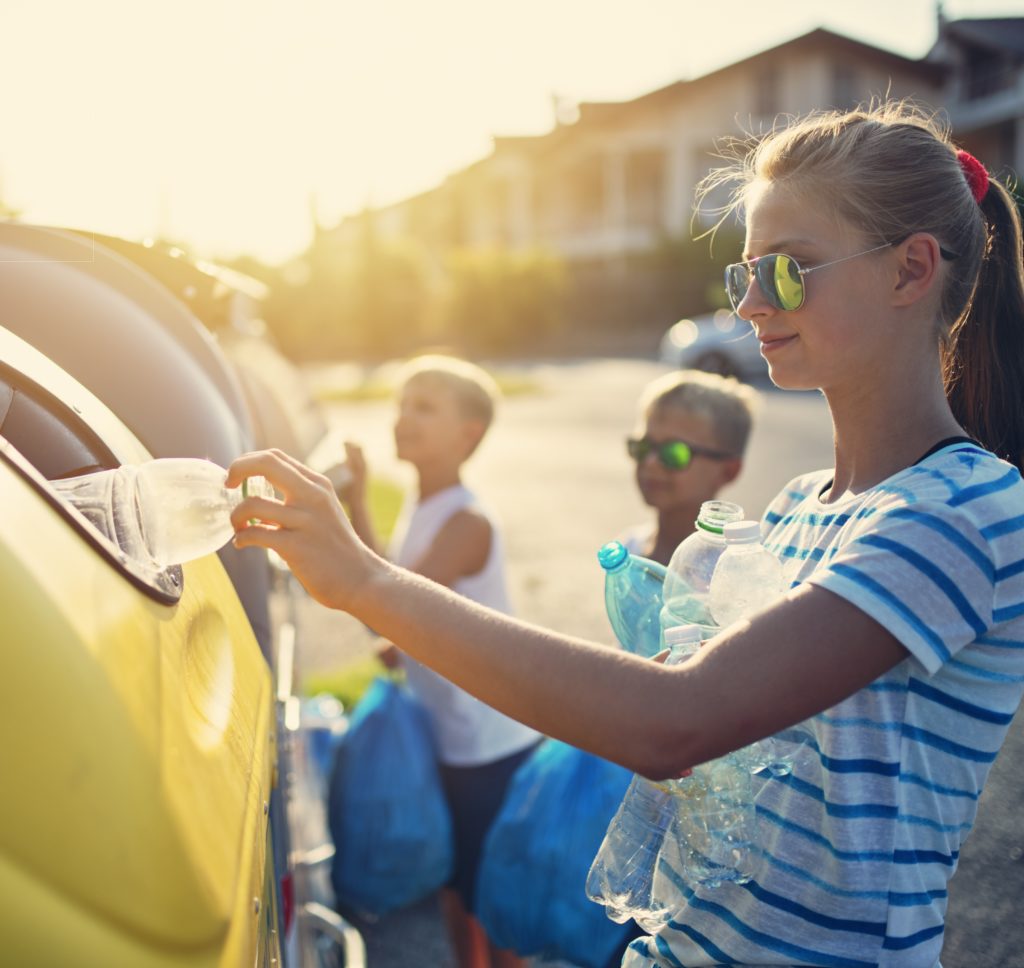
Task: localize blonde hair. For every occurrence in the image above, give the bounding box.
[699,99,1024,470]
[639,369,758,458]
[396,354,500,430]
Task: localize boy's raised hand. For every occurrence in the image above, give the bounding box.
[340,441,368,504]
[227,449,378,612]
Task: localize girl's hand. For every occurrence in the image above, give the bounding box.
[227,449,379,612]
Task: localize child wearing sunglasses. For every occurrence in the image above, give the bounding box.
[621,369,758,566]
[230,101,1024,967]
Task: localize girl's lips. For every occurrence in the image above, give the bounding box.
[760,334,797,354]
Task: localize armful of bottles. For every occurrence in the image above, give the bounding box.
[590,502,803,924]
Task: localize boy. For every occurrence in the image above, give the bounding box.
[621,369,758,565]
[341,354,539,968]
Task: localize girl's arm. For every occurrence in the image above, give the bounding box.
[229,449,907,778]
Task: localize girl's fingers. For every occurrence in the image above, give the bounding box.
[232,519,298,554]
[229,495,306,533]
[227,449,328,498]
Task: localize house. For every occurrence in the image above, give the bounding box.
[323,15,1023,334]
[929,14,1024,178]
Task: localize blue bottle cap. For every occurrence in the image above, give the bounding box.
[597,540,628,571]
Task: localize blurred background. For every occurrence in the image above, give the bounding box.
[3,0,1023,363]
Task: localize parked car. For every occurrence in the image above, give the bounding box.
[658,309,767,379]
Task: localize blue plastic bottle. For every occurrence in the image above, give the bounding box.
[598,541,667,659]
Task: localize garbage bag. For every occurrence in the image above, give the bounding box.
[476,738,635,967]
[328,676,453,917]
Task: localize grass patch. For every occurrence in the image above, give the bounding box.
[365,475,404,545]
[303,475,405,709]
[312,366,542,404]
[304,653,395,710]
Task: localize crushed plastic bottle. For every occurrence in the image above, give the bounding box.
[598,541,667,658]
[660,500,745,644]
[586,771,677,929]
[51,457,275,569]
[660,757,757,891]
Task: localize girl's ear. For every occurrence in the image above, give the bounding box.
[891,233,942,308]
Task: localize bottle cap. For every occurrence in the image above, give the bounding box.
[723,520,761,544]
[695,500,744,534]
[664,624,702,647]
[597,540,628,571]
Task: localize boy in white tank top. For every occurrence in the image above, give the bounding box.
[341,354,539,968]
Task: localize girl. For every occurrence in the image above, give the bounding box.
[228,102,1024,967]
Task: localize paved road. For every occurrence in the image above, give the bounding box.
[301,358,1024,968]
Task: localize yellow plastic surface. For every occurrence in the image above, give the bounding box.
[0,461,278,967]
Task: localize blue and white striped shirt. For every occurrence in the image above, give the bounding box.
[624,442,1024,967]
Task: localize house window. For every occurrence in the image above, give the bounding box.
[755,67,780,117]
[832,64,859,109]
[965,47,1009,99]
[625,149,665,230]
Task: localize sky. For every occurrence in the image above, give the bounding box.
[2,0,1022,264]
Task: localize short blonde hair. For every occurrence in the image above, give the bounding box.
[639,369,758,457]
[396,354,500,430]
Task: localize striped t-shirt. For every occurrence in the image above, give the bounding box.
[624,441,1024,967]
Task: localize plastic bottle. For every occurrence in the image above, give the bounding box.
[661,757,757,891]
[663,623,703,664]
[708,520,803,776]
[586,772,677,929]
[598,541,667,659]
[660,500,745,643]
[585,624,694,929]
[708,520,785,628]
[52,457,274,569]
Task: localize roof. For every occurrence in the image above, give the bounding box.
[941,18,1024,57]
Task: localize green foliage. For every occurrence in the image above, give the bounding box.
[244,212,740,359]
[442,247,568,354]
[304,653,394,709]
[364,475,404,547]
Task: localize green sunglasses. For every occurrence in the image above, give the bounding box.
[627,436,733,470]
[724,242,893,312]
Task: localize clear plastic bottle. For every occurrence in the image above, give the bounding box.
[660,500,744,643]
[52,457,274,569]
[708,520,802,776]
[707,520,784,628]
[598,541,667,659]
[586,772,676,929]
[662,757,757,890]
[663,623,703,664]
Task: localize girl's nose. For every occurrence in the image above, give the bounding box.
[736,273,774,320]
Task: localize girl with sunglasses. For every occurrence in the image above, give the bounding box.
[228,101,1024,967]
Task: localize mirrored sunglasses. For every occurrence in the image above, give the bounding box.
[626,436,732,470]
[724,242,893,313]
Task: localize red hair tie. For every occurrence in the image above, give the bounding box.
[956,149,989,204]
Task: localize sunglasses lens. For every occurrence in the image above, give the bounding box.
[771,254,805,310]
[660,441,692,470]
[627,438,648,461]
[724,264,748,310]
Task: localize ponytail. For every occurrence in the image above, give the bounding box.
[943,179,1024,473]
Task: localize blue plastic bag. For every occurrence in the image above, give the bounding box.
[476,739,635,967]
[327,676,453,917]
